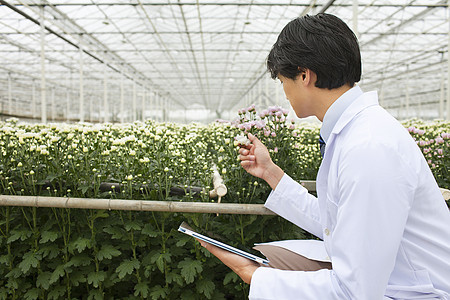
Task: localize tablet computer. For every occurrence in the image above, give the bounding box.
[178,222,269,266]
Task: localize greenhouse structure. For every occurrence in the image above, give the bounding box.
[0,1,449,300]
[0,0,449,123]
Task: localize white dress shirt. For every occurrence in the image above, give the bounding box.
[249,88,450,299]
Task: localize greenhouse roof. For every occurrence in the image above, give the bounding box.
[0,0,449,122]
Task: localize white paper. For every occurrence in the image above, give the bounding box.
[254,240,331,262]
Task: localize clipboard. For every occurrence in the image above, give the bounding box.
[178,222,269,266]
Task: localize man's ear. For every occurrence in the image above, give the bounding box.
[298,68,311,85]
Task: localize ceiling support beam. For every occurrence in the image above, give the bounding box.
[21,2,448,8]
[447,0,450,120]
[40,3,46,123]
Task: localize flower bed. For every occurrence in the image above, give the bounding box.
[0,108,448,299]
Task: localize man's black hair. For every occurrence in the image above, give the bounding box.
[267,13,361,89]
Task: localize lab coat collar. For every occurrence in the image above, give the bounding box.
[330,91,379,139]
[320,86,363,144]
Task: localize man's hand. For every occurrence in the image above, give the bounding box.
[197,239,260,284]
[239,133,284,190]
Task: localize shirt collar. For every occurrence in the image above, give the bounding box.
[320,85,363,144]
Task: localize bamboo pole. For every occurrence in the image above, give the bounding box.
[0,188,448,214]
[0,195,276,215]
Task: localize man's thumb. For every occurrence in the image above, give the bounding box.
[248,133,261,145]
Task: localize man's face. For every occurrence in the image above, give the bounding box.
[278,74,313,119]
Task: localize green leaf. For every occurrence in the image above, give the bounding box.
[103,226,126,240]
[45,174,58,182]
[96,244,121,261]
[47,285,65,300]
[66,254,92,267]
[134,282,150,298]
[92,210,109,221]
[141,224,158,237]
[36,271,52,290]
[116,259,140,279]
[70,271,87,287]
[211,290,227,300]
[6,277,18,290]
[0,288,8,299]
[178,258,202,284]
[7,228,32,243]
[151,252,171,273]
[87,271,106,288]
[69,237,91,253]
[49,265,65,284]
[23,288,40,300]
[37,245,59,260]
[223,271,239,285]
[150,285,167,300]
[175,234,191,247]
[39,231,58,243]
[18,251,41,273]
[124,220,142,231]
[87,289,103,300]
[166,272,184,286]
[196,278,215,299]
[180,290,196,300]
[6,267,22,279]
[0,254,11,265]
[78,184,90,195]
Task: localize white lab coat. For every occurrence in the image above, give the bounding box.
[249,91,450,299]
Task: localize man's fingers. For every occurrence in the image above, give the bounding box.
[240,160,255,168]
[239,154,255,162]
[239,148,249,155]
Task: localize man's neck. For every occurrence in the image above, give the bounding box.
[314,84,353,122]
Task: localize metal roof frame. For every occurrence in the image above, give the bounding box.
[0,0,448,123]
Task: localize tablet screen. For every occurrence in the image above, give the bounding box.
[178,222,269,266]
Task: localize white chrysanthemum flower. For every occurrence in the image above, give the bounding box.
[234,134,251,146]
[140,157,150,163]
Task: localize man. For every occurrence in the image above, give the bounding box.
[200,13,450,299]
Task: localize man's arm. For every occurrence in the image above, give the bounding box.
[241,133,323,238]
[201,133,322,285]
